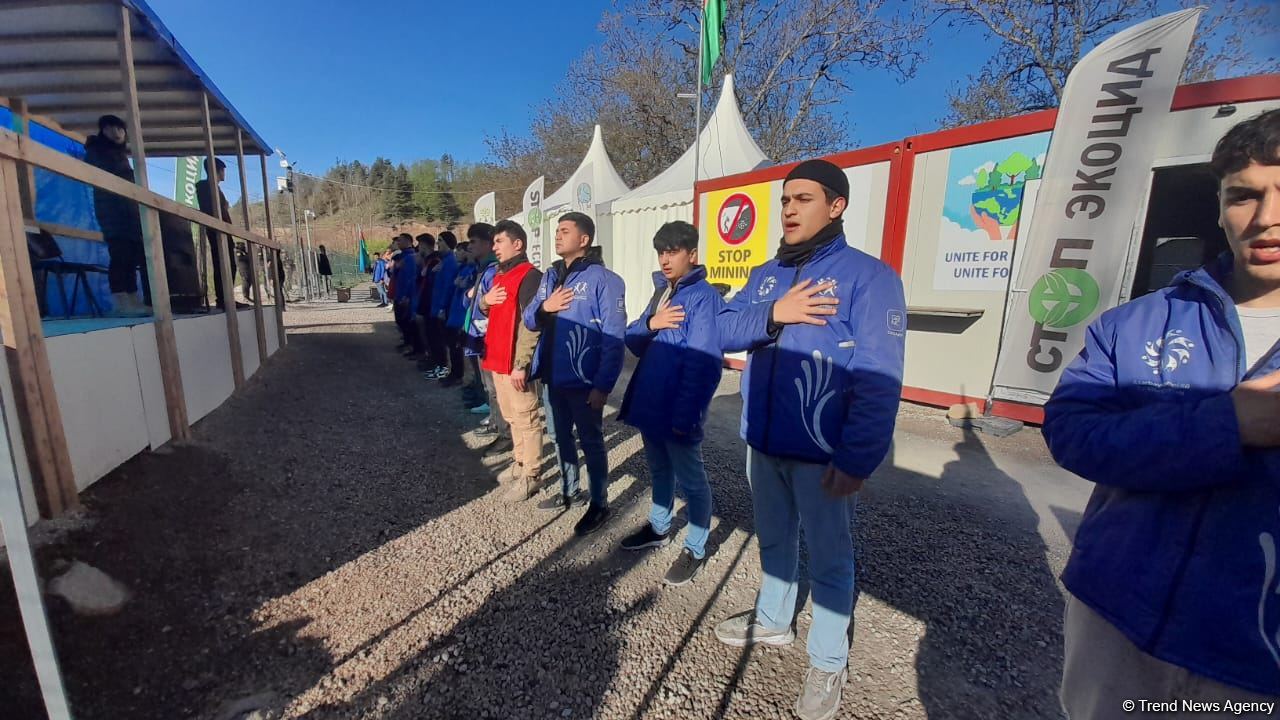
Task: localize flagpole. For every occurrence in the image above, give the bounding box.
[693,8,704,205]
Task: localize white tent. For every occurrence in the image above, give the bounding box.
[599,74,768,319]
[543,124,630,216]
[499,125,630,269]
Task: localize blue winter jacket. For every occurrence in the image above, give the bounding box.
[393,251,418,313]
[430,251,459,319]
[1045,255,1280,695]
[447,261,478,330]
[719,235,906,478]
[463,260,498,357]
[372,258,387,284]
[619,267,725,444]
[523,251,627,393]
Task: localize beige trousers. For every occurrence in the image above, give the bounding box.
[493,373,544,481]
[1061,594,1279,719]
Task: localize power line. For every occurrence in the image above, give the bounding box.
[291,169,567,197]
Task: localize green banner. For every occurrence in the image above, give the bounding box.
[174,156,202,206]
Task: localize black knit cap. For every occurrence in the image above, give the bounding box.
[98,114,126,131]
[784,158,849,201]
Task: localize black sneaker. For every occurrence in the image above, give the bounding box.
[620,525,670,552]
[537,490,587,512]
[663,549,705,587]
[573,504,611,536]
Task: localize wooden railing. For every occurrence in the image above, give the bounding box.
[0,126,288,519]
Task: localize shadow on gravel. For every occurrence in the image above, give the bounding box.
[862,429,1067,719]
[299,478,660,720]
[0,321,500,719]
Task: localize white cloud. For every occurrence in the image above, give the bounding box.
[975,160,996,174]
[958,175,976,186]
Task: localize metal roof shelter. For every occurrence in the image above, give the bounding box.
[0,0,271,156]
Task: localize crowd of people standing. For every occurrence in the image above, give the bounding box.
[360,109,1280,720]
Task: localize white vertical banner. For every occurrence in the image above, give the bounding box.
[523,176,546,268]
[473,192,496,225]
[990,8,1201,405]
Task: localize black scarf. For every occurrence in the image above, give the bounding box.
[498,253,529,273]
[776,219,843,267]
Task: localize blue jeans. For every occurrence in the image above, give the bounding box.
[548,387,608,506]
[643,433,712,559]
[374,282,388,304]
[747,448,856,672]
[541,381,557,448]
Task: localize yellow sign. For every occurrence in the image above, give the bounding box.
[703,181,771,290]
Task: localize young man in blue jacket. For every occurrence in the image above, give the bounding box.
[371,251,389,307]
[715,159,906,720]
[427,231,460,379]
[392,235,424,358]
[1048,110,1280,717]
[443,241,477,388]
[523,212,627,535]
[618,221,724,586]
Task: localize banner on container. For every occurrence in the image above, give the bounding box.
[473,192,496,225]
[523,176,546,268]
[702,181,771,291]
[933,133,1050,292]
[991,8,1201,405]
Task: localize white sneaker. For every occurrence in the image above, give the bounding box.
[110,292,150,318]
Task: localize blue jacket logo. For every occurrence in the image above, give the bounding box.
[758,276,777,297]
[1141,330,1196,375]
[1260,525,1280,671]
[815,277,839,297]
[796,350,836,454]
[566,325,593,384]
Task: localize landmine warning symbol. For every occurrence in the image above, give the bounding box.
[718,193,756,245]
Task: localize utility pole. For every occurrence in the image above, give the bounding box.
[303,209,318,298]
[278,150,310,301]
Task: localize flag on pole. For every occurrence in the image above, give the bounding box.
[701,0,725,84]
[358,229,370,273]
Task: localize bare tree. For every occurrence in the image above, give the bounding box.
[936,0,1278,127]
[488,0,927,188]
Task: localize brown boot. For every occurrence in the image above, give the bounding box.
[504,475,538,503]
[492,463,521,493]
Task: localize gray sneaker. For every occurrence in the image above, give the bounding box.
[713,609,795,648]
[794,667,848,720]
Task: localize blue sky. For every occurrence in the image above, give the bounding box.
[140,0,1276,204]
[141,0,986,201]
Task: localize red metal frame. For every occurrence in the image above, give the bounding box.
[1170,74,1280,110]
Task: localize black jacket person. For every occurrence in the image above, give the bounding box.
[195,159,237,309]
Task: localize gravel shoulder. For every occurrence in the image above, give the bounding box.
[1,294,1090,720]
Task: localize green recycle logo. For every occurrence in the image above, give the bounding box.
[1028,269,1100,328]
[527,207,544,227]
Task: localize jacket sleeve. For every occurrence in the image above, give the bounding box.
[592,273,628,393]
[625,314,655,357]
[832,267,906,479]
[524,271,554,331]
[670,291,725,435]
[513,271,544,372]
[718,269,776,353]
[1043,313,1250,491]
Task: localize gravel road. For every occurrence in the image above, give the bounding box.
[1,293,1090,720]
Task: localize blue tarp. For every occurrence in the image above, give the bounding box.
[3,106,116,318]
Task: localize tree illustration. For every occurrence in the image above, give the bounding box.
[996,151,1033,185]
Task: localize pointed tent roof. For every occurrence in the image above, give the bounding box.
[542,124,630,212]
[605,75,767,214]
